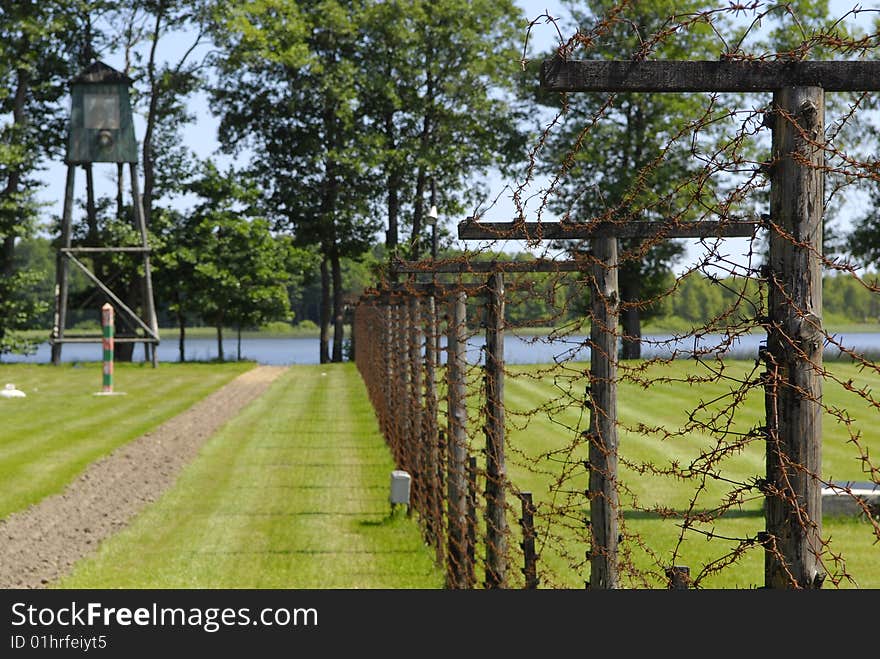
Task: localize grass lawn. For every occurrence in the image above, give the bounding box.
[57,364,444,589]
[0,361,252,520]
[5,356,876,589]
[498,359,880,589]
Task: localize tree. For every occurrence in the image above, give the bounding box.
[848,177,880,279]
[96,0,207,360]
[153,161,293,362]
[208,0,380,363]
[359,0,529,260]
[0,0,98,352]
[532,1,738,358]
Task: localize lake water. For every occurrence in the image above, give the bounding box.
[3,332,880,366]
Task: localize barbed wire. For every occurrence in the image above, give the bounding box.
[355,1,878,589]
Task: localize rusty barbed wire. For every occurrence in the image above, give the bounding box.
[353,1,879,589]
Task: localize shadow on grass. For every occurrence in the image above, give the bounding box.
[359,506,412,528]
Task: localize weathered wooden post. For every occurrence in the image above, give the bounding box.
[466,455,478,587]
[519,491,539,589]
[764,86,825,589]
[587,238,620,589]
[446,291,469,588]
[423,294,442,560]
[392,300,406,466]
[484,272,507,588]
[398,299,413,495]
[666,565,690,590]
[381,299,393,441]
[407,295,423,518]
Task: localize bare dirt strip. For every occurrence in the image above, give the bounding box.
[0,365,287,589]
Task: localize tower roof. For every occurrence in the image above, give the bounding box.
[72,61,133,85]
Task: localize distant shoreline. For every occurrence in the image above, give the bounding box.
[10,319,880,344]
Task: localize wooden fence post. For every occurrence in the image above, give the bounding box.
[446,291,469,588]
[394,301,407,469]
[484,272,507,588]
[666,566,690,590]
[423,294,442,560]
[519,491,539,589]
[467,455,478,588]
[587,237,620,589]
[765,86,825,589]
[408,295,423,518]
[382,301,393,442]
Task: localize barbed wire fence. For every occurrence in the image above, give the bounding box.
[354,2,879,589]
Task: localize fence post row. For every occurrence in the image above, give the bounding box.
[359,282,490,589]
[530,58,873,588]
[350,58,877,590]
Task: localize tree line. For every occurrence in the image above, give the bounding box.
[2,1,879,362]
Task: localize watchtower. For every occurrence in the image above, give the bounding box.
[50,61,159,366]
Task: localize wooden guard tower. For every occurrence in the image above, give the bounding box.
[50,61,159,366]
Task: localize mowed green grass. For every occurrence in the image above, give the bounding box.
[0,361,252,520]
[500,359,880,589]
[58,364,444,589]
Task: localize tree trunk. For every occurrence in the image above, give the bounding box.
[411,168,426,260]
[141,7,165,230]
[619,267,641,360]
[331,249,344,363]
[117,163,125,217]
[1,67,29,277]
[113,280,137,362]
[319,256,330,364]
[237,325,242,361]
[384,110,400,254]
[177,308,186,363]
[216,325,224,362]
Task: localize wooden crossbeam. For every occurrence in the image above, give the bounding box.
[61,246,151,253]
[49,336,158,344]
[62,253,160,341]
[363,279,546,300]
[363,283,485,300]
[458,219,761,240]
[391,258,587,274]
[384,282,486,293]
[540,59,880,93]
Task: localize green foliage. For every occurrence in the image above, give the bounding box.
[824,272,880,324]
[359,0,529,257]
[0,0,97,343]
[209,0,379,255]
[0,269,49,355]
[533,1,733,354]
[152,161,296,353]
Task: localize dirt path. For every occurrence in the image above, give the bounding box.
[0,365,287,589]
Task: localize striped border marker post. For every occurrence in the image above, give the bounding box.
[101,303,114,393]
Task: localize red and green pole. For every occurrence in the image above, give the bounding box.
[101,303,114,393]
